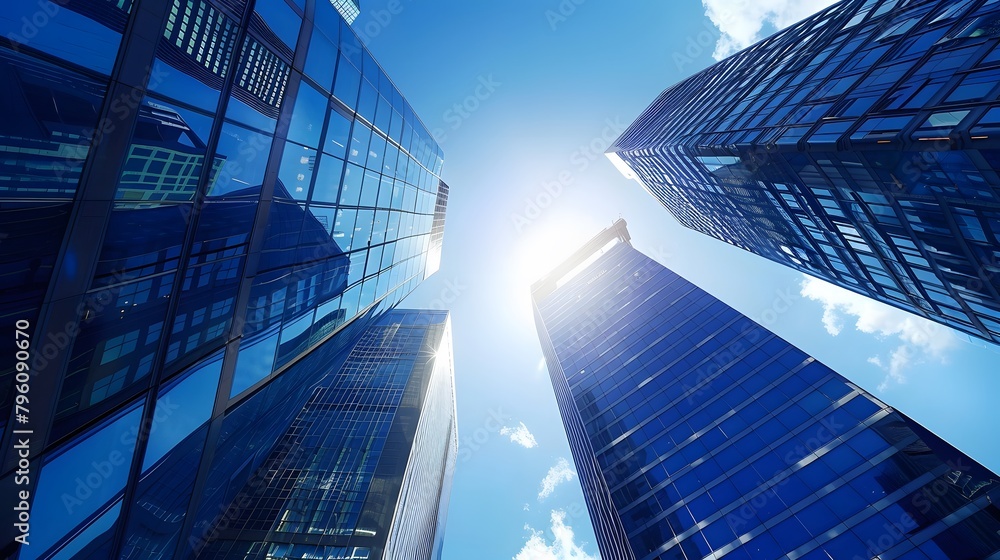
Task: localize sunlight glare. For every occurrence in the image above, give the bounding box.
[510,212,608,291]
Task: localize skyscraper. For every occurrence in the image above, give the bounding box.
[532,219,1000,560]
[330,0,361,25]
[185,309,457,560]
[608,0,1000,344]
[0,0,449,557]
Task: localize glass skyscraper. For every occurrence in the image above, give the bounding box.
[192,309,457,560]
[532,219,1000,560]
[0,0,449,557]
[608,0,1000,344]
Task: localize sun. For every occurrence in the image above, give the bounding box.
[509,210,610,292]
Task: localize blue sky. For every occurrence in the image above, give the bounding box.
[352,1,1000,558]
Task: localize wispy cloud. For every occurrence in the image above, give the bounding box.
[800,276,959,390]
[501,422,539,449]
[515,510,597,560]
[538,458,576,500]
[702,0,839,60]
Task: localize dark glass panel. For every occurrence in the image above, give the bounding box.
[1,0,128,75]
[260,200,304,272]
[113,98,214,204]
[29,401,144,559]
[230,322,279,396]
[163,255,243,368]
[226,37,291,132]
[58,272,174,422]
[0,202,72,434]
[252,0,300,53]
[150,0,240,111]
[305,27,338,91]
[117,351,220,558]
[0,48,107,199]
[206,123,273,197]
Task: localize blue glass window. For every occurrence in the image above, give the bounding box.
[336,208,358,250]
[114,98,214,203]
[46,500,122,560]
[150,0,240,110]
[311,154,344,204]
[305,28,338,91]
[349,121,372,166]
[207,123,273,197]
[254,0,301,51]
[288,83,328,148]
[226,38,290,133]
[142,352,221,469]
[358,80,378,123]
[339,164,364,206]
[231,324,280,397]
[325,106,353,158]
[279,142,317,201]
[1,0,127,75]
[333,55,361,109]
[29,402,144,559]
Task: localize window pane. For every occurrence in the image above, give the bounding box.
[227,38,291,132]
[324,106,353,158]
[1,0,127,75]
[288,83,327,147]
[278,142,317,201]
[30,402,145,559]
[253,0,300,51]
[141,352,222,470]
[149,0,240,110]
[311,154,345,203]
[305,28,338,90]
[332,55,360,109]
[207,123,273,197]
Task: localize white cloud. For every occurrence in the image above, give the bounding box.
[702,0,840,60]
[514,510,597,560]
[538,458,576,500]
[800,276,959,390]
[501,422,539,449]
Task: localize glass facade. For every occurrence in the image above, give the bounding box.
[194,310,457,560]
[329,0,361,25]
[0,0,449,558]
[532,219,1000,560]
[609,0,1000,344]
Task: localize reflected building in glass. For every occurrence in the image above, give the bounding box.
[330,0,361,25]
[532,219,1000,560]
[608,0,1000,344]
[0,0,450,557]
[170,309,456,560]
